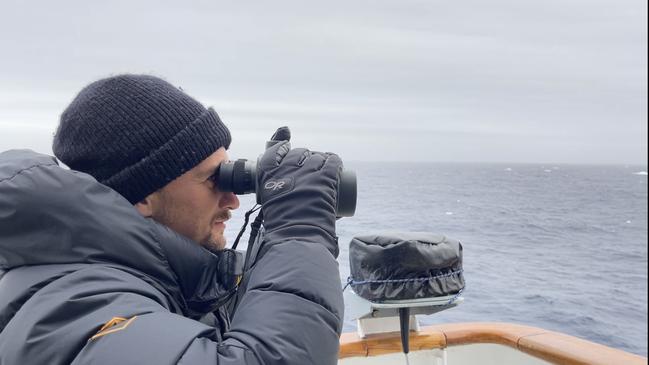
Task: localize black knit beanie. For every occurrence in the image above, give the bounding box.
[53,74,232,204]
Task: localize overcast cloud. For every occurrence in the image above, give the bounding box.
[0,0,646,164]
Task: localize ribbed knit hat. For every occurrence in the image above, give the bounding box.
[53,74,231,204]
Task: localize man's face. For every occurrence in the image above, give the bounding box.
[140,147,240,252]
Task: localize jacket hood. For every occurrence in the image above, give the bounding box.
[0,149,240,318]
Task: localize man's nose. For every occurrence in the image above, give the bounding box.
[220,192,240,210]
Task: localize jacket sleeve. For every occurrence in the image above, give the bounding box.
[73,239,344,365]
[218,238,344,364]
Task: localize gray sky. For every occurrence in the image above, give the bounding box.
[0,0,646,164]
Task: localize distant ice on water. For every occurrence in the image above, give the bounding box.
[633,171,647,176]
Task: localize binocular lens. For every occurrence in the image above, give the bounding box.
[217,159,256,195]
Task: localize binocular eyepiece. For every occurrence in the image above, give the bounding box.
[216,142,357,218]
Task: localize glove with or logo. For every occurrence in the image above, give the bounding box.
[256,131,342,257]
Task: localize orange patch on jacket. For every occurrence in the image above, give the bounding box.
[89,316,138,341]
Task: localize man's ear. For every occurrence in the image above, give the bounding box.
[134,194,156,217]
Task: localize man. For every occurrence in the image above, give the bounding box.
[0,75,344,364]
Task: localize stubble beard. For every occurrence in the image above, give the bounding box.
[204,210,232,253]
[202,228,227,254]
[152,195,230,253]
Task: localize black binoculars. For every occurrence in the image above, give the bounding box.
[216,128,357,218]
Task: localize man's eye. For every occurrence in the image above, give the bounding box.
[208,167,221,188]
[208,173,218,186]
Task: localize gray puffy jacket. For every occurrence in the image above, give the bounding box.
[0,150,344,364]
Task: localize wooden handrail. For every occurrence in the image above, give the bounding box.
[339,322,647,365]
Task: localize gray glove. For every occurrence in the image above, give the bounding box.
[256,134,342,257]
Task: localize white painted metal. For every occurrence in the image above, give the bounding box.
[338,344,552,365]
[356,316,420,338]
[338,349,447,365]
[446,344,552,365]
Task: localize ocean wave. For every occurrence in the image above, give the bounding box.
[523,294,554,305]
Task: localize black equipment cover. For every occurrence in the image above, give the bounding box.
[348,232,464,302]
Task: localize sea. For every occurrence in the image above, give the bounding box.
[226,162,648,356]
